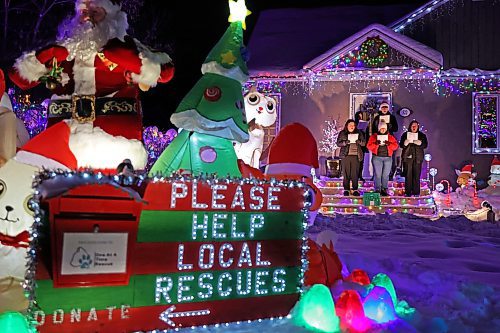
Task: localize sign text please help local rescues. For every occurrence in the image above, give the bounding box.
[34,178,307,332]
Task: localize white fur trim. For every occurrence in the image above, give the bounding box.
[131,38,171,87]
[202,61,248,84]
[130,56,161,87]
[132,38,172,87]
[0,93,13,111]
[67,121,147,170]
[171,109,249,142]
[13,51,48,83]
[265,163,313,177]
[72,51,97,95]
[14,151,70,170]
[60,72,70,87]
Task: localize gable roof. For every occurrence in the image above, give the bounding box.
[247,4,424,76]
[304,23,443,72]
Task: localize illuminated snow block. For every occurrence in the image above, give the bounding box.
[362,192,381,207]
[371,273,397,307]
[394,299,416,319]
[346,269,371,286]
[292,284,340,333]
[335,290,370,332]
[362,286,396,324]
[0,312,35,333]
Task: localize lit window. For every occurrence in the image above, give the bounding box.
[473,92,500,154]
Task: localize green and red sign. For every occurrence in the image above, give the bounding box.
[34,178,307,332]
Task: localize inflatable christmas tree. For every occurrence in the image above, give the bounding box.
[150,0,251,177]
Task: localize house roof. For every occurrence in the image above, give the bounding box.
[305,23,443,72]
[247,4,424,76]
[390,0,452,32]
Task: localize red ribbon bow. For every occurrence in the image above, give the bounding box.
[0,230,30,248]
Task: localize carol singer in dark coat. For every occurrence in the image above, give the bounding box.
[399,120,428,196]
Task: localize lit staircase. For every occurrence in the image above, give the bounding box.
[318,178,437,217]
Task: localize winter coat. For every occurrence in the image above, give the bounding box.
[399,131,428,163]
[371,111,399,134]
[336,129,366,161]
[367,133,399,157]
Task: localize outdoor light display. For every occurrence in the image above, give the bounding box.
[292,284,340,333]
[346,269,371,286]
[0,311,36,333]
[293,269,415,333]
[142,126,177,169]
[8,88,47,137]
[319,179,437,217]
[328,37,389,68]
[319,120,340,157]
[371,274,397,307]
[27,172,308,332]
[362,286,397,324]
[335,290,370,332]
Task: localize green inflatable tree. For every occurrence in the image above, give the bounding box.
[150,0,251,177]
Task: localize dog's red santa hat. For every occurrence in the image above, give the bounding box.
[265,123,319,177]
[15,122,77,170]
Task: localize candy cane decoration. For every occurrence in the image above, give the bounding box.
[472,181,480,208]
[439,180,451,207]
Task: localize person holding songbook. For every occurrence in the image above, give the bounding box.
[367,120,399,196]
[371,102,398,135]
[336,119,366,196]
[399,120,428,197]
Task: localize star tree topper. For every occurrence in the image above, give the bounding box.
[228,0,251,30]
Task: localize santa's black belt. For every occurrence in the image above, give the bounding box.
[48,96,138,122]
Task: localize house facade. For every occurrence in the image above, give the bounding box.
[246,0,500,187]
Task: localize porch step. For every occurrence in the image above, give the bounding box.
[318,178,437,217]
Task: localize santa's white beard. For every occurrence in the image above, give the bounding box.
[57,9,128,61]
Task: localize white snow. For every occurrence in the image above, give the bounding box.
[308,213,500,333]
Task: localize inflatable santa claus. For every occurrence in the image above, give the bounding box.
[0,70,30,167]
[9,0,174,170]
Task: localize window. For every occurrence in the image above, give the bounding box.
[349,92,392,118]
[473,93,500,154]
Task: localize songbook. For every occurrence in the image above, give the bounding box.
[379,115,390,125]
[357,120,368,131]
[377,134,388,145]
[407,132,418,142]
[348,133,359,144]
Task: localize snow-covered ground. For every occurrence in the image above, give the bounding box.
[175,213,500,333]
[308,213,500,333]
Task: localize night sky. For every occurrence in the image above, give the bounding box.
[143,0,427,130]
[2,0,427,130]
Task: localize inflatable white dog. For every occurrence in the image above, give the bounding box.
[234,87,277,168]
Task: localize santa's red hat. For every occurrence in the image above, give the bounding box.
[265,123,319,177]
[15,121,78,170]
[492,156,500,166]
[461,164,474,174]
